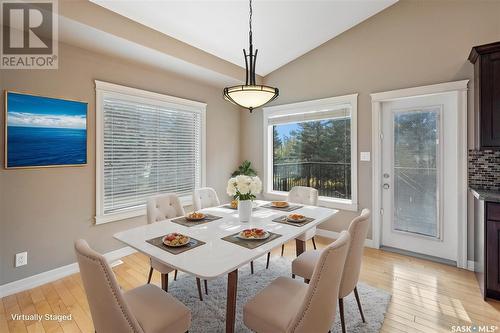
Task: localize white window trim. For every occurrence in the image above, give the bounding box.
[95,80,207,224]
[262,93,358,211]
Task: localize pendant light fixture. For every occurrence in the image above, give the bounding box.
[223,0,279,113]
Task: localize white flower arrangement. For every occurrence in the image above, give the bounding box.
[226,175,262,201]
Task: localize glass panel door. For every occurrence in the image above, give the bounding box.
[392,107,440,238]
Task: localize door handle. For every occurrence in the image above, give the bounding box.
[383,183,390,189]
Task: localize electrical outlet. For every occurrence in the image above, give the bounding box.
[15,252,27,267]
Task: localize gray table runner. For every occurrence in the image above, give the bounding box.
[272,215,315,227]
[146,235,205,255]
[261,203,303,212]
[221,232,282,250]
[171,214,222,227]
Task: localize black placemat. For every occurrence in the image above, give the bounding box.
[222,231,282,249]
[272,215,315,227]
[170,214,222,227]
[261,203,303,212]
[146,235,205,255]
[220,204,259,211]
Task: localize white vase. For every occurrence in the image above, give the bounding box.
[238,199,252,222]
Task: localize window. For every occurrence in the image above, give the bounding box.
[95,81,206,224]
[263,94,358,211]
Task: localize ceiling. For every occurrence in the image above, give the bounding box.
[89,0,397,76]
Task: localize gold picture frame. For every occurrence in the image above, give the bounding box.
[4,90,89,169]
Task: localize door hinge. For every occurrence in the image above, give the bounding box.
[380,208,384,215]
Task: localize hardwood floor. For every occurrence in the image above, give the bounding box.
[1,236,499,333]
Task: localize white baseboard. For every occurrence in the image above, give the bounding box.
[0,246,136,298]
[467,260,475,271]
[316,228,376,248]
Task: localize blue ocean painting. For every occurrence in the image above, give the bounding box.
[6,92,87,168]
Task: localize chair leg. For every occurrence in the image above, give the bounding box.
[354,286,366,323]
[147,267,153,284]
[292,274,295,279]
[311,237,317,250]
[281,244,285,256]
[174,269,178,281]
[204,279,208,295]
[250,261,254,274]
[161,273,168,292]
[339,298,346,333]
[304,279,310,284]
[196,278,203,301]
[266,252,270,269]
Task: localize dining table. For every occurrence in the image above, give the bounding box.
[114,200,338,333]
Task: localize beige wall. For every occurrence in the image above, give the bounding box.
[240,0,500,259]
[0,42,241,285]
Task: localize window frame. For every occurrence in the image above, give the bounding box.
[95,80,206,224]
[262,93,358,211]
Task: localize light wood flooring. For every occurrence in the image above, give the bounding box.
[1,236,499,333]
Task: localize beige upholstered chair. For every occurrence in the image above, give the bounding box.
[192,187,220,211]
[147,193,206,301]
[74,239,191,333]
[243,231,350,333]
[281,186,319,256]
[291,209,371,333]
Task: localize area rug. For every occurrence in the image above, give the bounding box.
[166,256,391,332]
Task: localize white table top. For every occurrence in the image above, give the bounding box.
[114,201,338,279]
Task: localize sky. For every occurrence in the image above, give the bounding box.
[7,92,87,129]
[275,123,299,141]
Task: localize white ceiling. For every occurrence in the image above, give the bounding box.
[90,0,397,76]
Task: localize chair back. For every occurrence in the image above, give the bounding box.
[192,187,220,211]
[147,193,185,224]
[74,239,143,333]
[288,186,318,206]
[339,209,371,298]
[288,231,351,333]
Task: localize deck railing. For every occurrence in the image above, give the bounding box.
[272,161,351,199]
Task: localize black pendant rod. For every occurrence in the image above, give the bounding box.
[243,0,257,86]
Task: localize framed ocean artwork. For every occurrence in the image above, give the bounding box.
[4,91,88,169]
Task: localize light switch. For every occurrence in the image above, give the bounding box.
[360,152,371,161]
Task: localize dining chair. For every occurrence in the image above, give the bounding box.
[193,187,220,211]
[74,239,191,333]
[281,186,319,256]
[291,209,371,333]
[147,193,206,301]
[243,231,350,333]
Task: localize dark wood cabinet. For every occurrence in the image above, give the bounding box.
[469,42,500,149]
[474,197,500,300]
[486,213,500,299]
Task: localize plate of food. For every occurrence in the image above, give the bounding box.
[185,212,206,221]
[236,228,270,240]
[271,201,289,208]
[287,213,307,223]
[162,233,190,247]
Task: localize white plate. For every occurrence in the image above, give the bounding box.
[162,235,191,247]
[185,214,206,221]
[287,217,306,223]
[236,231,271,240]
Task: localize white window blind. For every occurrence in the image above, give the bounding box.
[103,98,202,214]
[95,81,206,224]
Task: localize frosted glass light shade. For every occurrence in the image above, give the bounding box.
[223,85,279,111]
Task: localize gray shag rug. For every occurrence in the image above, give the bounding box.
[166,256,391,332]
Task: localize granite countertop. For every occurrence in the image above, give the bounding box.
[469,187,500,203]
